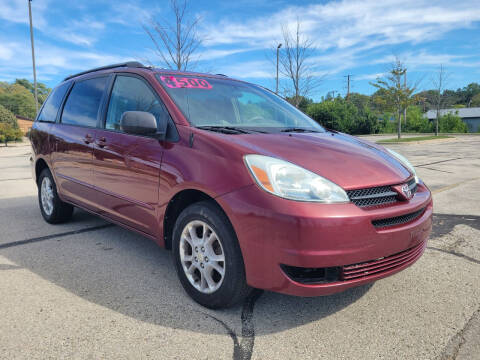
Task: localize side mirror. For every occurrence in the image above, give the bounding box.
[120,111,166,139]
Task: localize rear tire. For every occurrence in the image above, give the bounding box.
[38,168,74,224]
[172,201,251,309]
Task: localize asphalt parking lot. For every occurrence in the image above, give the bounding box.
[1,135,479,360]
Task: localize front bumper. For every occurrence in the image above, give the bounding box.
[217,182,433,296]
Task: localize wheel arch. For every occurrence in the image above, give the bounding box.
[35,158,49,185]
[163,189,232,250]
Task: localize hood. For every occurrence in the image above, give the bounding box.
[223,131,411,190]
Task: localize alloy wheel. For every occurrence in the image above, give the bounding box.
[179,220,226,294]
[40,176,54,216]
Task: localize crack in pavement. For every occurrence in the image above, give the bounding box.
[0,177,33,182]
[428,213,480,265]
[0,264,22,270]
[437,308,480,360]
[0,210,477,359]
[0,154,31,158]
[415,157,463,167]
[0,224,114,250]
[421,167,453,173]
[204,289,263,360]
[427,247,480,265]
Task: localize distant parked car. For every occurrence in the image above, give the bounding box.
[30,62,432,309]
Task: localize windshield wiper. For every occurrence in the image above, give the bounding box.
[197,126,252,134]
[280,127,320,133]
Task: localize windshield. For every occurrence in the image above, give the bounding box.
[156,74,324,133]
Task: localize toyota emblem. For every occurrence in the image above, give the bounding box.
[401,183,412,199]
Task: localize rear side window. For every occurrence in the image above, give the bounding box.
[61,77,107,127]
[105,75,170,131]
[37,82,70,122]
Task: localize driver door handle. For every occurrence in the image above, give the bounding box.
[83,134,93,144]
[96,137,107,148]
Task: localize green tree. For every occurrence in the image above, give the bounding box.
[352,106,379,134]
[14,79,51,105]
[306,98,378,134]
[471,93,480,107]
[442,89,461,108]
[461,83,480,106]
[0,103,19,128]
[286,95,312,113]
[348,93,371,110]
[0,83,37,119]
[370,88,390,113]
[307,99,356,132]
[370,59,418,139]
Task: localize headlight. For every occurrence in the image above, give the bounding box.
[244,155,349,203]
[386,149,419,183]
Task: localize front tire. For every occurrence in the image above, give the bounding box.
[172,201,251,309]
[38,168,74,224]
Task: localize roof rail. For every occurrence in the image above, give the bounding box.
[215,73,228,77]
[63,61,146,81]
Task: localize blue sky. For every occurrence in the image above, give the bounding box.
[1,0,480,100]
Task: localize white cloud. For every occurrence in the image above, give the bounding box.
[0,39,129,82]
[372,50,480,69]
[201,0,480,51]
[193,0,480,82]
[0,0,49,29]
[0,43,15,61]
[1,0,479,89]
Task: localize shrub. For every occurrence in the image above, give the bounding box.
[307,100,354,132]
[306,99,378,134]
[0,122,17,146]
[405,106,433,133]
[439,112,468,133]
[0,103,19,128]
[351,106,380,134]
[378,113,397,133]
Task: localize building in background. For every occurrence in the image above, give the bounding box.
[425,108,480,132]
[15,115,34,134]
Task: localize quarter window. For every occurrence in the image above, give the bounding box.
[37,82,70,122]
[106,76,169,131]
[61,77,107,127]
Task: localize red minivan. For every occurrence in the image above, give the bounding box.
[30,62,432,309]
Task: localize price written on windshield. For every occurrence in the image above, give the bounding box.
[160,76,213,89]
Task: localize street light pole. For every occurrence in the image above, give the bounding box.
[28,0,38,116]
[404,70,407,126]
[276,43,282,94]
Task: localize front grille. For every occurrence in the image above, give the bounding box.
[342,241,425,281]
[372,207,425,229]
[347,177,417,208]
[280,264,341,284]
[281,241,425,284]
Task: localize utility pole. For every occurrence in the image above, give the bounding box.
[276,43,282,94]
[404,70,407,126]
[28,0,38,116]
[345,74,352,100]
